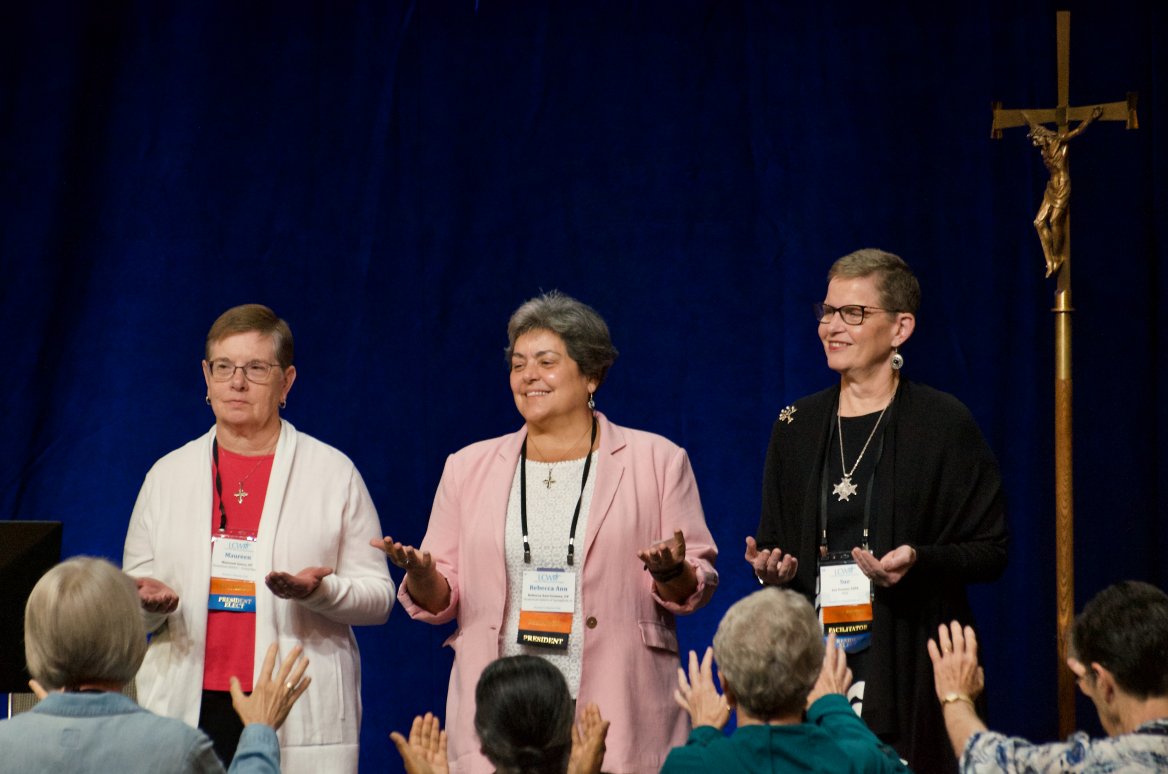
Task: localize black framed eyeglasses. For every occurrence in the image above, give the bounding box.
[813,302,892,325]
[207,359,281,384]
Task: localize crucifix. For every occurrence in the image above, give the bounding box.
[991,10,1137,739]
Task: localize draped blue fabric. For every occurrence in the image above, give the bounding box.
[2,2,1165,770]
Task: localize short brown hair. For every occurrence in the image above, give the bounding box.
[828,249,921,314]
[205,304,294,367]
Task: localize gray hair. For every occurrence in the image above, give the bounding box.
[24,557,147,691]
[713,588,824,718]
[828,248,921,315]
[504,291,619,385]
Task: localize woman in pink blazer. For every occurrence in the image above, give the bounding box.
[374,291,718,774]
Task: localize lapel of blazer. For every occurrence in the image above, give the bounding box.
[583,412,625,562]
[485,427,526,575]
[254,420,296,571]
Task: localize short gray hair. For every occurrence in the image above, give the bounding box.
[713,588,824,718]
[24,557,147,691]
[828,248,921,315]
[505,291,619,385]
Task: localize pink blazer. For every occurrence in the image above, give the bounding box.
[399,413,718,774]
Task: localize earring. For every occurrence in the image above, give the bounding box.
[587,392,596,411]
[205,395,211,405]
[891,348,904,371]
[280,399,288,409]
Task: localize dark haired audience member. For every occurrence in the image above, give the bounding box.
[662,587,909,773]
[392,655,608,774]
[930,581,1168,772]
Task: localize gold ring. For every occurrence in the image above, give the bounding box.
[285,682,294,691]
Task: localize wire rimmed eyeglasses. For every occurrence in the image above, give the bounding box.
[207,359,282,384]
[813,302,893,325]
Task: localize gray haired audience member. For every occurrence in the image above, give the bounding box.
[662,587,909,773]
[0,556,310,774]
[392,655,609,774]
[929,580,1168,772]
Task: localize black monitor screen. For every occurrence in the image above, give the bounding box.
[0,522,63,693]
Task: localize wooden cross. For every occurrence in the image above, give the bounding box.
[991,10,1137,739]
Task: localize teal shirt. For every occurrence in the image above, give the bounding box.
[661,694,911,773]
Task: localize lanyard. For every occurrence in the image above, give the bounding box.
[520,416,597,566]
[212,437,228,531]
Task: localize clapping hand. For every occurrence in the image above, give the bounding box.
[568,703,609,774]
[391,713,448,774]
[673,646,731,730]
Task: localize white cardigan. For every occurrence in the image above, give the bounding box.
[123,420,394,774]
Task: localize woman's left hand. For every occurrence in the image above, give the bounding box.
[265,566,334,599]
[851,544,917,587]
[637,529,687,574]
[673,647,730,730]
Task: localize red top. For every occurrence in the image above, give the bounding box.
[204,445,274,692]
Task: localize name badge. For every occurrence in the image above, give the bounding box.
[209,532,258,613]
[819,552,873,653]
[517,568,575,650]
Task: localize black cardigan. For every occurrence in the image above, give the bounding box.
[756,378,1009,773]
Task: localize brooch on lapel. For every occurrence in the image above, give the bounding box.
[778,405,797,425]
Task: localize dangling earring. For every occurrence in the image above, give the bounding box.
[890,348,904,371]
[205,395,211,405]
[587,392,596,411]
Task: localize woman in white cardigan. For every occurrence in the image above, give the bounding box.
[123,304,393,774]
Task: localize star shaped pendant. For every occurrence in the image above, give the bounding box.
[833,476,858,502]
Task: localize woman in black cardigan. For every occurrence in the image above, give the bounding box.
[745,248,1008,773]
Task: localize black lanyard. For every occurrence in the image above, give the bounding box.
[212,437,228,531]
[520,416,597,566]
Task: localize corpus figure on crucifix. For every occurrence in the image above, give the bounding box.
[1023,106,1102,278]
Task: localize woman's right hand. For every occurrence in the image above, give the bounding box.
[371,536,451,614]
[371,536,435,577]
[744,536,798,585]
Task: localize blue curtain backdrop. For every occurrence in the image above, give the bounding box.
[2,1,1165,771]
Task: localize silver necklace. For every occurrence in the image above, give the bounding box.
[833,399,892,503]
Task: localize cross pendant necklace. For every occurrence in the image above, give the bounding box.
[232,455,270,505]
[527,422,593,489]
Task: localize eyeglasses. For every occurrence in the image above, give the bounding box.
[207,359,282,384]
[813,302,892,325]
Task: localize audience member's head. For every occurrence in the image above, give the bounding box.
[474,655,574,774]
[713,587,825,720]
[24,556,147,691]
[1071,580,1168,700]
